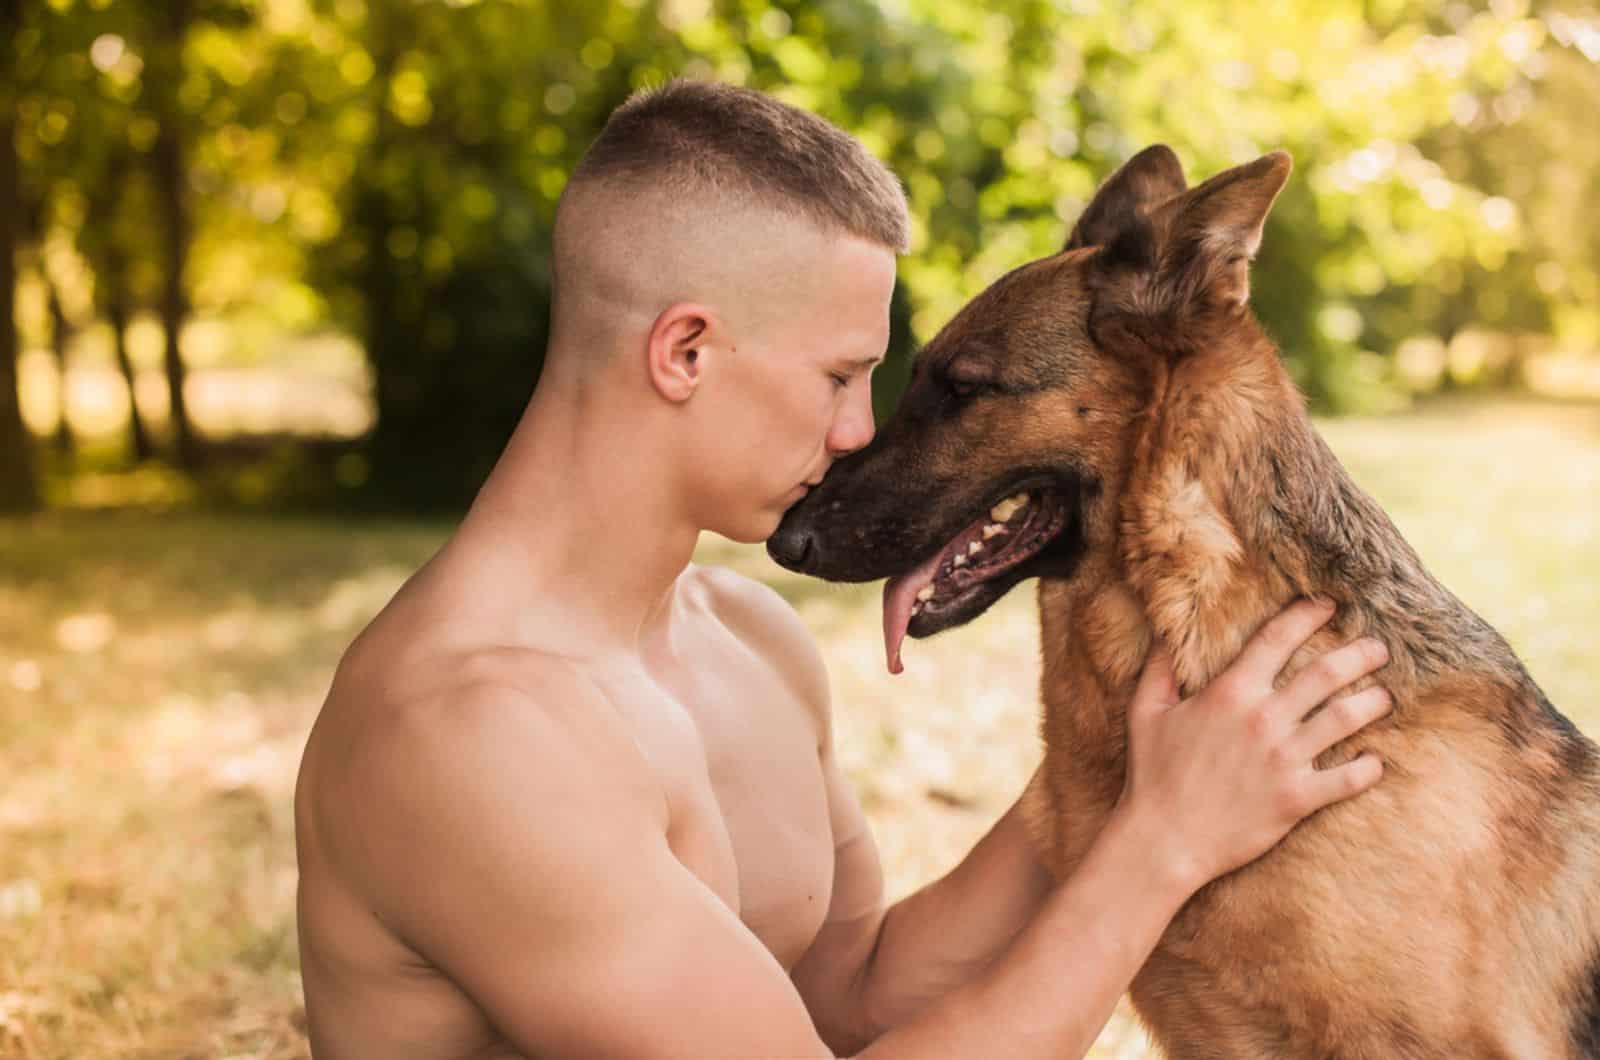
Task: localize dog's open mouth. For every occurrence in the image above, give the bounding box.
[881,487,1071,673]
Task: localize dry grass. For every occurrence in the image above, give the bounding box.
[1,396,1596,1058]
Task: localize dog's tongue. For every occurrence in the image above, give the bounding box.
[882,549,945,675]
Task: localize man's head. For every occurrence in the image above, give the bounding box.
[546,80,907,542]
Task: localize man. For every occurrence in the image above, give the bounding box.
[294,80,1391,1059]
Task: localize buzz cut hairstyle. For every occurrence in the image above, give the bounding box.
[566,79,910,254]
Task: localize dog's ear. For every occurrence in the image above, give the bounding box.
[1064,144,1188,257]
[1156,150,1291,309]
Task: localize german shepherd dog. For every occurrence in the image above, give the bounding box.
[768,146,1600,1058]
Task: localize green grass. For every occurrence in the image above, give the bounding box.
[0,396,1596,1058]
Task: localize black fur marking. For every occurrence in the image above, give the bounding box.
[1535,684,1599,774]
[1100,216,1159,273]
[1065,144,1186,252]
[1571,952,1600,1057]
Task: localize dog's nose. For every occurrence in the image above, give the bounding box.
[767,521,815,572]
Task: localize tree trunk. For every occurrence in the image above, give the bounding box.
[45,275,74,459]
[152,0,198,469]
[360,3,409,498]
[0,0,40,513]
[104,247,153,463]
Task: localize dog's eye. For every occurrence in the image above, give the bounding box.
[947,375,988,400]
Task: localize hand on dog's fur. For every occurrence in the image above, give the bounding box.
[1116,598,1391,892]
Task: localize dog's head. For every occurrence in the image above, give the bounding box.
[769,145,1291,670]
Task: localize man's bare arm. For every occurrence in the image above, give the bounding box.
[792,760,1054,1052]
[709,569,1056,1049]
[350,669,1182,1060]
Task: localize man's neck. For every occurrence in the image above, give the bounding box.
[457,365,701,655]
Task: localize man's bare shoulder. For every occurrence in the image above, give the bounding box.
[298,639,839,1060]
[685,564,832,731]
[345,645,660,794]
[304,645,669,905]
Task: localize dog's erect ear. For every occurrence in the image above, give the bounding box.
[1158,150,1291,308]
[1064,145,1188,256]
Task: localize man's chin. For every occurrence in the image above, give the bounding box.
[701,493,805,548]
[707,513,783,547]
[713,528,770,546]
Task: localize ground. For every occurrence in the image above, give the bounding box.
[1,396,1596,1059]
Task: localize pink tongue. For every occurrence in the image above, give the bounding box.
[881,548,946,676]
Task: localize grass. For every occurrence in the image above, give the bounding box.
[0,395,1596,1058]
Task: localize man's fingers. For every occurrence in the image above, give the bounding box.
[1299,753,1384,814]
[1128,640,1179,723]
[1230,598,1337,689]
[1295,686,1392,760]
[1280,637,1390,716]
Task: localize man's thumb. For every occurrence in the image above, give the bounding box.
[1129,639,1180,723]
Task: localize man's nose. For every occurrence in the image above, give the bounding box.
[828,387,876,457]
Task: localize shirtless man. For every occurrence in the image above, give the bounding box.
[294,80,1391,1059]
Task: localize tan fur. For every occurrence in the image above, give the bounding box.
[938,512,1591,1057]
[1026,301,1600,1059]
[784,146,1600,1058]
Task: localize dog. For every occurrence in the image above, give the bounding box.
[768,144,1600,1058]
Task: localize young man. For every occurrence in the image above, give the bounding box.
[294,81,1391,1059]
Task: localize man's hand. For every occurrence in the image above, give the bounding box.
[1118,598,1391,892]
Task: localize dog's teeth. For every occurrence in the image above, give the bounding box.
[982,524,1004,539]
[916,585,935,602]
[953,554,967,567]
[911,601,922,616]
[990,495,1029,522]
[968,541,983,555]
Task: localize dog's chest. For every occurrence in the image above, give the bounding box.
[1032,579,1141,861]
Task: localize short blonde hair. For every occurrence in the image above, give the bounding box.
[562,79,909,254]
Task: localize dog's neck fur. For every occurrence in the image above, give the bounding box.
[1030,314,1549,867]
[1042,314,1540,765]
[1117,319,1529,700]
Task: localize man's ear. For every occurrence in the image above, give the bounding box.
[1064,144,1188,259]
[646,303,716,403]
[1158,150,1291,309]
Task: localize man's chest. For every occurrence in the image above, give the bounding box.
[609,652,836,970]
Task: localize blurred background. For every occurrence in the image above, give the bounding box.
[2,0,1598,1056]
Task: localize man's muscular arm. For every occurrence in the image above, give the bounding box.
[701,568,1057,1048]
[790,724,1055,1052]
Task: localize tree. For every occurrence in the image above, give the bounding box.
[0,0,40,513]
[295,0,646,506]
[146,0,200,469]
[9,0,1597,512]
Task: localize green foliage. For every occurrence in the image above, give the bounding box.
[8,0,1600,506]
